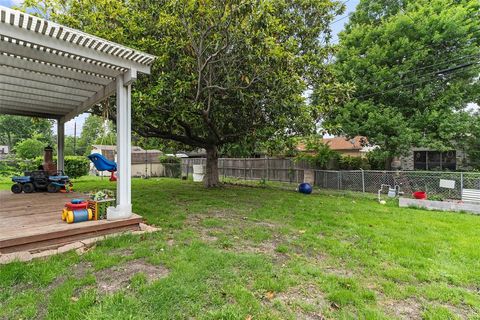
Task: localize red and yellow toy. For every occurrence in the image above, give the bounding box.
[62,199,93,224]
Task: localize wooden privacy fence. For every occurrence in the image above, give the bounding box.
[182,157,315,183]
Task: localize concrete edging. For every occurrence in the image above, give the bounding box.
[399,197,480,215]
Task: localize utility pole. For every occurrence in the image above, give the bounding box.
[73,121,77,155]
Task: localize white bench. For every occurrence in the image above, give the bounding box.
[462,189,480,203]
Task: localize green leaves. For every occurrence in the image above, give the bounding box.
[323,0,480,159]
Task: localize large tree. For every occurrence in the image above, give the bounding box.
[320,0,480,167]
[0,115,54,149]
[26,0,344,186]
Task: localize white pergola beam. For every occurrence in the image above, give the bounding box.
[0,107,61,119]
[0,82,89,101]
[0,96,75,109]
[0,102,68,115]
[1,86,83,105]
[0,17,152,74]
[0,54,112,85]
[0,39,122,77]
[1,90,80,106]
[0,75,94,97]
[0,65,101,92]
[63,80,116,122]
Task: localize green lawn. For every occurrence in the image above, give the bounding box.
[1,177,479,319]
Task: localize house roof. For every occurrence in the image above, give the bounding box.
[92,145,117,151]
[297,136,367,152]
[92,145,161,154]
[322,136,366,151]
[0,6,155,121]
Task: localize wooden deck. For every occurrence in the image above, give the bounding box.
[0,191,142,254]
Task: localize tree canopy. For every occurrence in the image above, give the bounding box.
[0,115,54,149]
[25,0,345,186]
[321,0,480,166]
[15,137,46,159]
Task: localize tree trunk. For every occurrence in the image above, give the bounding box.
[384,156,393,170]
[204,145,220,187]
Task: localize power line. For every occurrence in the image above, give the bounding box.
[331,14,349,24]
[399,53,480,76]
[357,61,479,99]
[353,60,479,100]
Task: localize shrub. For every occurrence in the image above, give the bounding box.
[19,157,43,173]
[338,155,370,170]
[15,139,45,159]
[64,156,90,178]
[0,160,18,177]
[159,156,182,178]
[366,149,389,170]
[16,156,89,178]
[159,155,182,164]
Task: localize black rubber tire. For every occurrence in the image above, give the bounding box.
[11,183,22,194]
[47,183,59,193]
[23,183,34,193]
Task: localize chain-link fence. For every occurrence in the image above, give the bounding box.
[314,170,480,200]
[182,158,480,200]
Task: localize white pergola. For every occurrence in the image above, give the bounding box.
[0,6,155,219]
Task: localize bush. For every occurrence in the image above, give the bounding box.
[366,149,389,170]
[338,155,370,170]
[159,156,182,177]
[16,156,89,178]
[0,160,18,177]
[15,139,45,159]
[159,155,182,164]
[64,156,90,178]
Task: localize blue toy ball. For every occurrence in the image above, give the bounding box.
[298,183,312,194]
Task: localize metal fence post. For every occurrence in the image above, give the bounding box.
[264,158,267,180]
[223,159,226,179]
[337,171,341,190]
[460,172,464,197]
[244,158,247,180]
[361,169,365,193]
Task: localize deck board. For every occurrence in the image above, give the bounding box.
[0,190,142,253]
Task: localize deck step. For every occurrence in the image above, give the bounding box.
[0,215,143,254]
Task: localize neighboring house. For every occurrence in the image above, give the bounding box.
[0,145,9,159]
[297,136,370,158]
[400,148,470,171]
[296,137,473,171]
[90,145,164,177]
[322,136,370,157]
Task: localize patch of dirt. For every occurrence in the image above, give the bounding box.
[380,298,423,320]
[185,210,289,262]
[270,284,327,320]
[95,259,169,294]
[443,303,475,320]
[111,248,134,257]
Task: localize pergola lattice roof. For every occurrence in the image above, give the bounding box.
[0,6,155,121]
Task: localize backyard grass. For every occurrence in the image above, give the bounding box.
[1,177,479,319]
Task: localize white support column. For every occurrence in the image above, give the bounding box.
[111,73,132,220]
[57,119,65,172]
